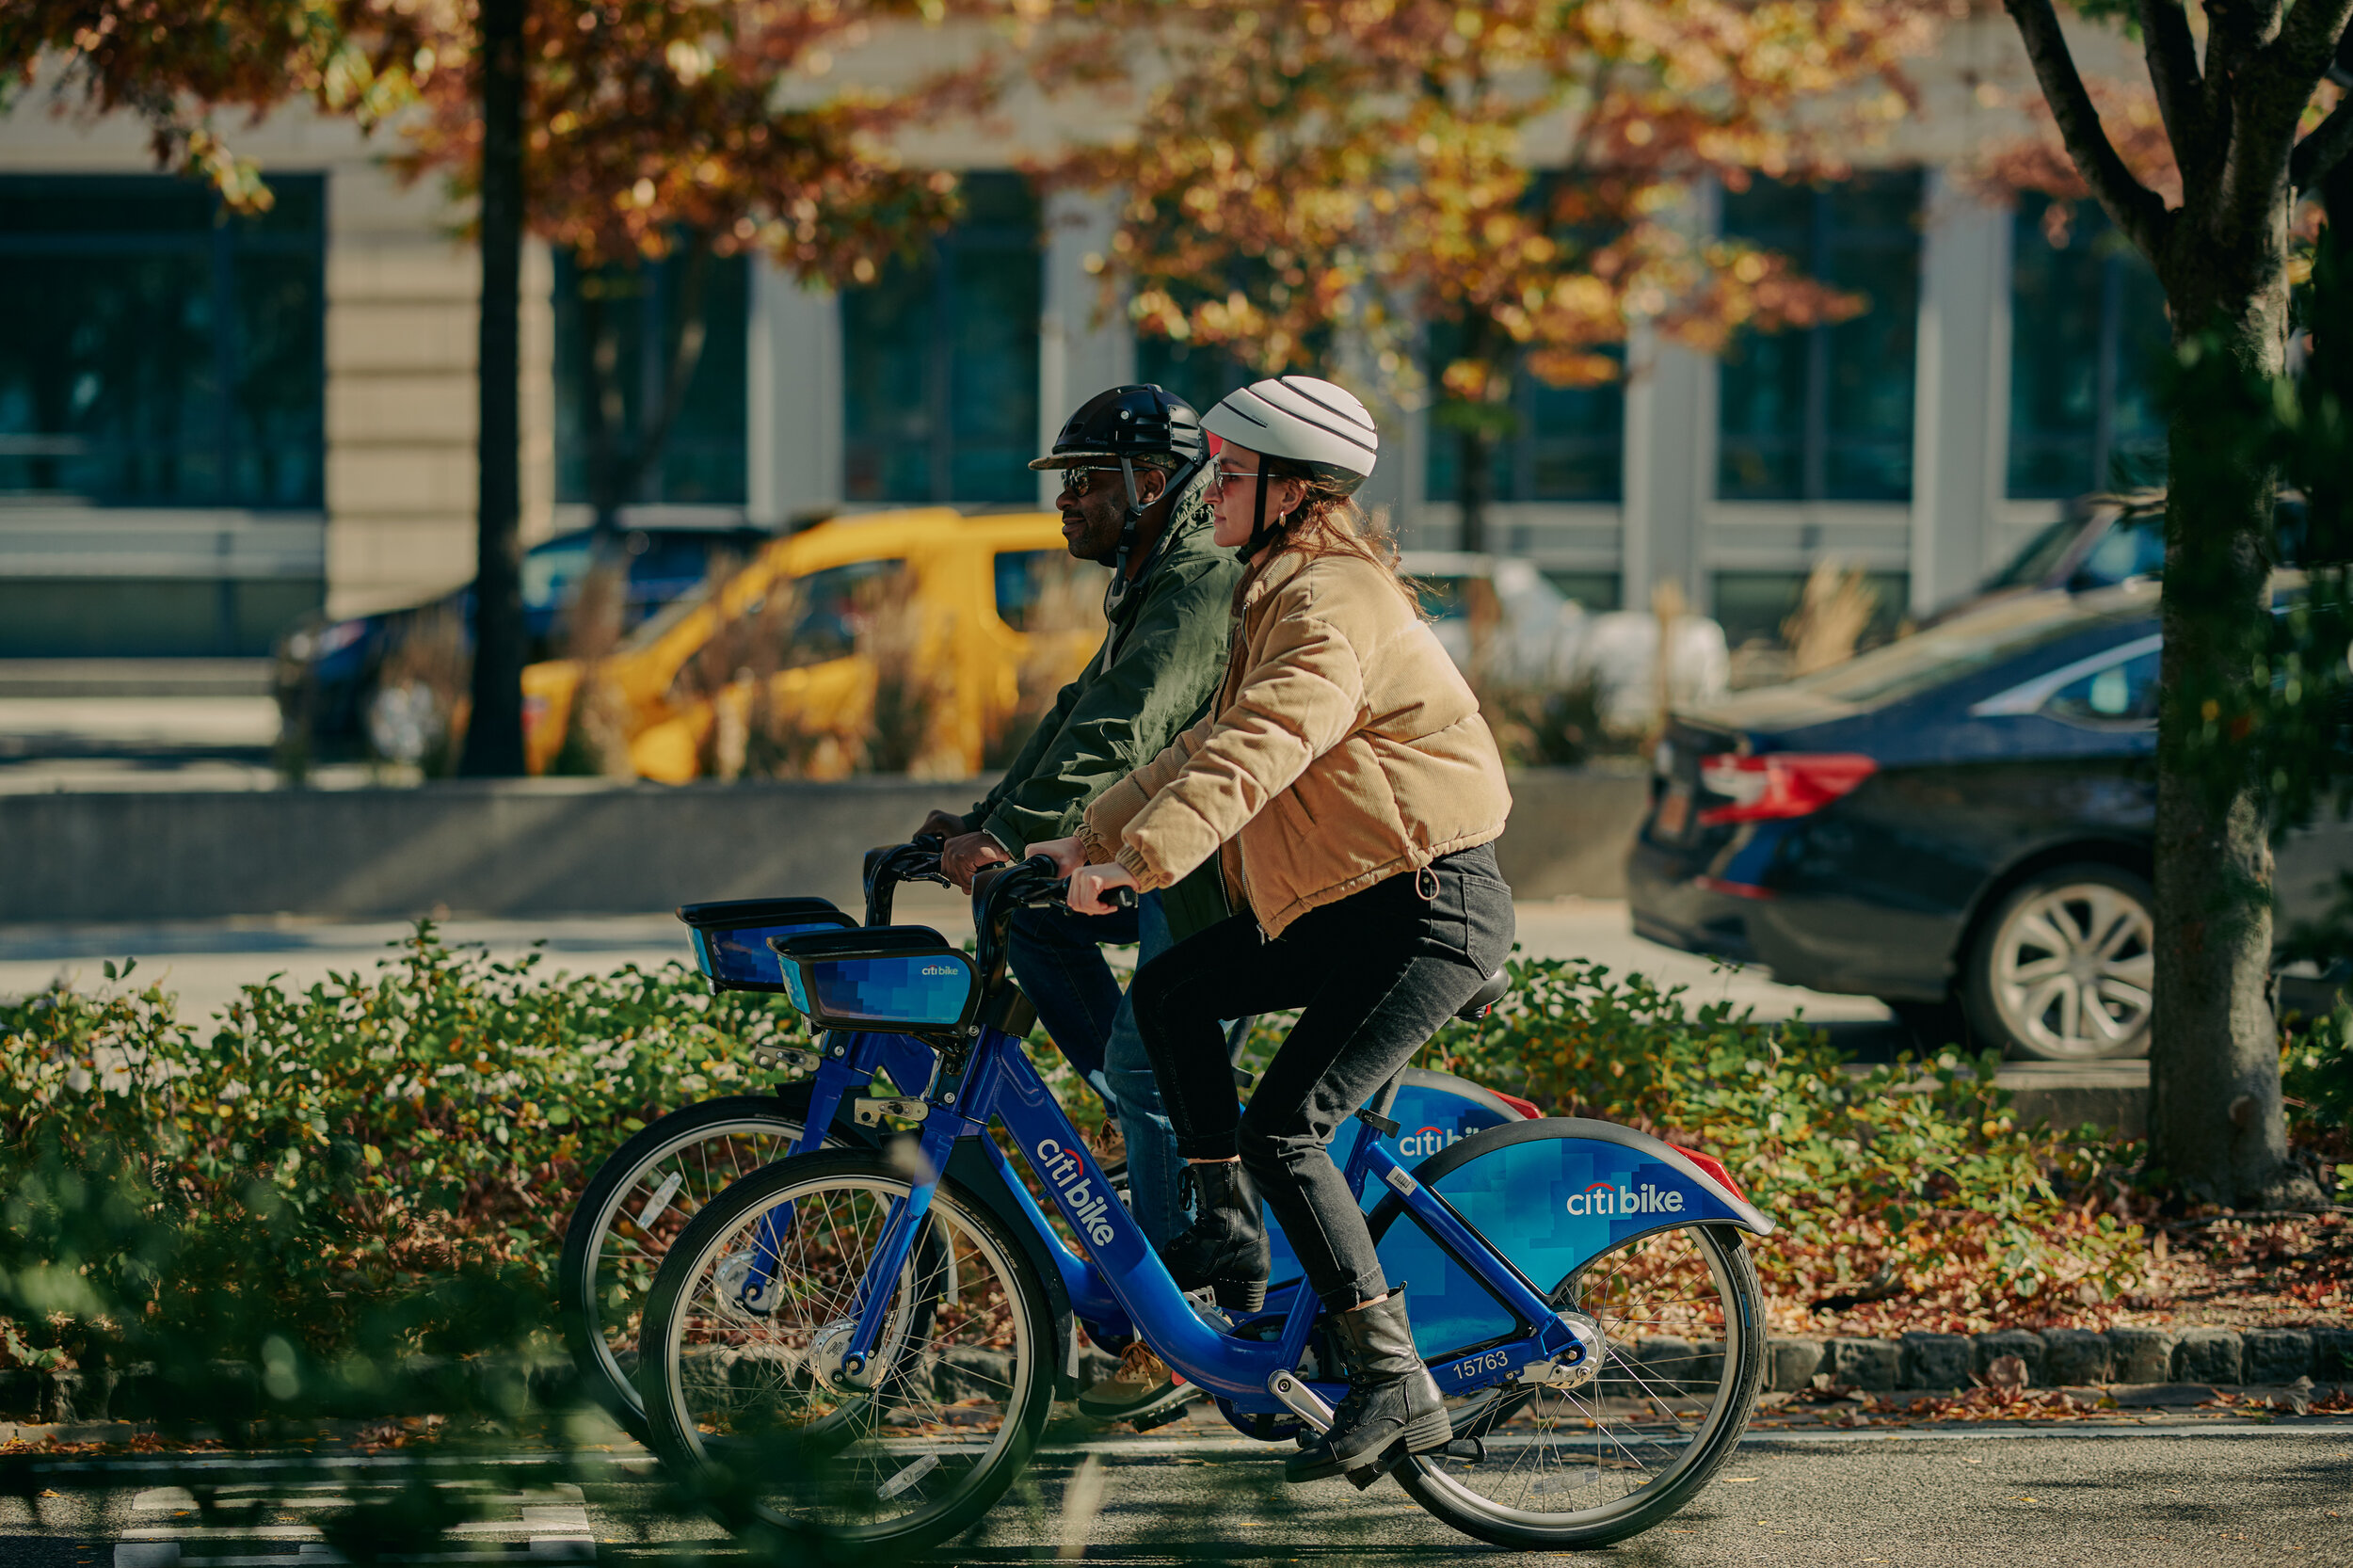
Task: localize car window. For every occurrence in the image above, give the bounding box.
[994,549,1108,636]
[2070,511,2166,590]
[1983,516,2082,591]
[1795,594,2107,708]
[630,532,730,587]
[2041,648,2159,725]
[792,559,906,662]
[995,551,1051,632]
[521,536,590,611]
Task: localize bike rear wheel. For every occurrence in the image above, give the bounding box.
[1397,1222,1766,1550]
[634,1149,1053,1554]
[557,1088,854,1442]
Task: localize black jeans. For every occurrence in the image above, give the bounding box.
[1130,844,1515,1313]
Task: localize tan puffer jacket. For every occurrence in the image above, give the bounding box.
[1081,548,1512,936]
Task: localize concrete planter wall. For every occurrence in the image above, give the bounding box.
[0,765,1654,924]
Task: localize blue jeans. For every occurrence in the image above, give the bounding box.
[1006,893,1189,1249]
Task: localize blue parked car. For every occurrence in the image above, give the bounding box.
[276,521,768,762]
[1627,579,2347,1060]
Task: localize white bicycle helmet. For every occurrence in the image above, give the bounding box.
[1202,375,1379,494]
[1202,376,1380,554]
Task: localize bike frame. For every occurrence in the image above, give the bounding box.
[759,1016,1593,1418]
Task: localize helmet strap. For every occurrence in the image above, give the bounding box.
[1243,466,1285,558]
[1101,452,1210,620]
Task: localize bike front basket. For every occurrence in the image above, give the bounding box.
[770,926,980,1037]
[677,897,858,993]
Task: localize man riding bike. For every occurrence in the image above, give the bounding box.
[916,383,1243,1420]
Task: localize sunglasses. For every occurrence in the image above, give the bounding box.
[1209,461,1265,488]
[1058,468,1123,497]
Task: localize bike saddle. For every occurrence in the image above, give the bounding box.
[1455,968,1510,1021]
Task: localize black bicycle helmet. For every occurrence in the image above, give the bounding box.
[1032,384,1212,613]
[1030,384,1208,473]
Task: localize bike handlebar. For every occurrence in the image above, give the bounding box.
[863,836,952,926]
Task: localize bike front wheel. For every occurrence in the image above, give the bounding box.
[1396,1221,1767,1551]
[557,1088,855,1443]
[634,1149,1054,1554]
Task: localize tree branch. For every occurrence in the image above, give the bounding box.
[2249,0,2353,88]
[2224,0,2353,232]
[2001,0,2170,257]
[2293,95,2353,192]
[2135,0,2205,157]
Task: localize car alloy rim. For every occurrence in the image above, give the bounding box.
[1992,883,2154,1056]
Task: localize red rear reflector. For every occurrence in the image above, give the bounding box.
[1491,1090,1543,1121]
[1697,752,1877,824]
[1694,875,1778,901]
[1671,1144,1749,1204]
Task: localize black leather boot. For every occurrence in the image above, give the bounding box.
[1160,1160,1269,1311]
[1285,1294,1449,1485]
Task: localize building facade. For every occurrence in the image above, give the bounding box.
[0,19,2161,655]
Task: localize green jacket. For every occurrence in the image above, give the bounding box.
[965,497,1243,939]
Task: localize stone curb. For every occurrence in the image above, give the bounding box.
[1759,1324,2353,1393]
[8,1327,2349,1420]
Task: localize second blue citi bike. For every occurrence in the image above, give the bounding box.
[632,856,1775,1553]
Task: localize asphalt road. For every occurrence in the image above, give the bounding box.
[4,1425,2346,1566]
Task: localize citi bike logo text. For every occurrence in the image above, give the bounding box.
[921,965,957,977]
[1395,1126,1463,1160]
[1034,1140,1117,1247]
[1564,1178,1686,1218]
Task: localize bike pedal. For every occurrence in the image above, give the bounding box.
[1128,1391,1199,1432]
[1440,1436,1485,1464]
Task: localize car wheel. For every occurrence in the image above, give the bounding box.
[1963,864,2154,1061]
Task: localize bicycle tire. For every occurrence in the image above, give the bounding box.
[1395,1222,1767,1550]
[634,1149,1056,1553]
[557,1087,864,1441]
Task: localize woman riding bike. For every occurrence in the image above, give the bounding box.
[1035,374,1515,1484]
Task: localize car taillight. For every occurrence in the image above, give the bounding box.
[1696,753,1878,824]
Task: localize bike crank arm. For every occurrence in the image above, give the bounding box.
[1266,1369,1334,1433]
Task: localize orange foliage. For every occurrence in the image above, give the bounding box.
[1044,0,1963,398]
[398,0,1000,277]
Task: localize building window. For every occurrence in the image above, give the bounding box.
[1134,338,1250,427]
[1717,172,1922,503]
[1422,328,1625,505]
[2007,193,2169,499]
[842,173,1041,505]
[553,247,748,507]
[0,173,326,507]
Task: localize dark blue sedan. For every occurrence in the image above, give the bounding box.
[1628,581,2234,1061]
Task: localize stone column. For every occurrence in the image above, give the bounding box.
[747,256,843,527]
[1038,189,1134,504]
[1622,323,1714,615]
[1908,168,2011,616]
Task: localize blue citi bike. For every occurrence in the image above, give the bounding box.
[558,839,1531,1444]
[631,856,1775,1553]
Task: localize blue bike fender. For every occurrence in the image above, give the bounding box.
[1367,1118,1773,1363]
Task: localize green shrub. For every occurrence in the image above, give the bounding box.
[0,926,812,1370]
[2283,998,2353,1200]
[3,932,2154,1376]
[1414,956,2149,1332]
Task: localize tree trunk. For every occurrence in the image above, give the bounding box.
[2146,233,2308,1207]
[1457,423,1491,554]
[458,0,528,777]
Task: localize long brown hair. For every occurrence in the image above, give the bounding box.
[1232,475,1424,616]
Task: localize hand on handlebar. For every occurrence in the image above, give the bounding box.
[915,808,968,842]
[1024,836,1087,876]
[940,830,1014,892]
[1066,861,1140,917]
